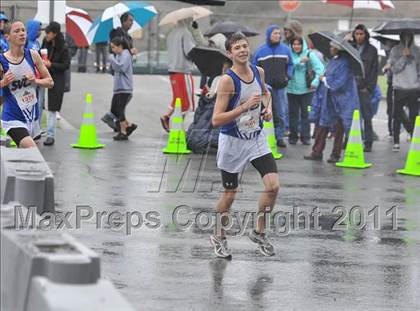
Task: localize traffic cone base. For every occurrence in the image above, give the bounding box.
[162,129,191,154]
[162,98,191,154]
[396,116,420,176]
[336,110,371,169]
[336,143,372,169]
[71,94,105,149]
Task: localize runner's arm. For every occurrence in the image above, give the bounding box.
[30,50,54,88]
[257,67,272,121]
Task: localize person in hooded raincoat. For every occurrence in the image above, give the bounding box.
[252,24,293,148]
[0,11,9,53]
[25,19,42,51]
[305,41,360,163]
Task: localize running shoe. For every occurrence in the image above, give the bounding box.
[101,113,119,132]
[126,123,138,136]
[113,132,128,141]
[210,235,232,259]
[392,144,400,152]
[249,230,275,257]
[160,116,170,133]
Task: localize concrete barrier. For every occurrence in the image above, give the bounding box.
[1,146,54,214]
[1,203,135,311]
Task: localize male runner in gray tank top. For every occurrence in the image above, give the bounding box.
[210,32,280,258]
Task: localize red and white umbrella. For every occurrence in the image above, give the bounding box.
[321,0,395,10]
[66,6,93,47]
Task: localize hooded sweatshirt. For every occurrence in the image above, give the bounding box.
[166,20,196,73]
[252,25,293,89]
[208,33,226,51]
[25,20,42,51]
[287,42,324,94]
[389,41,420,91]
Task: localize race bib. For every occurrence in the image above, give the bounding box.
[237,104,261,135]
[14,87,37,110]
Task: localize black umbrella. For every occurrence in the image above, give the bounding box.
[372,19,420,35]
[204,21,259,37]
[175,0,226,5]
[371,33,400,45]
[188,46,232,77]
[308,31,364,77]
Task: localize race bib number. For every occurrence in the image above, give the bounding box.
[237,104,261,135]
[14,87,37,110]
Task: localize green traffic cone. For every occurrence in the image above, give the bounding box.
[71,93,105,149]
[336,109,372,169]
[162,98,191,154]
[397,115,420,176]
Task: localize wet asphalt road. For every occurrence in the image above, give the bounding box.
[37,73,419,311]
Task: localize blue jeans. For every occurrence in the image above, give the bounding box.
[271,87,288,140]
[46,111,56,138]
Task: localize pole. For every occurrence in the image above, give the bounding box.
[49,1,54,23]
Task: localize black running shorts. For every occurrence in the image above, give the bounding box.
[221,153,278,189]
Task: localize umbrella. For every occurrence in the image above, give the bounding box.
[321,0,395,10]
[372,20,420,35]
[159,6,212,26]
[87,1,157,44]
[175,0,226,5]
[188,46,232,77]
[65,6,92,47]
[204,21,259,37]
[371,32,399,44]
[309,31,364,77]
[321,0,395,26]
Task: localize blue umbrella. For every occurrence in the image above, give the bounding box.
[87,1,157,44]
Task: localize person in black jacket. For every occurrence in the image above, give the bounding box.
[351,24,378,152]
[41,21,70,146]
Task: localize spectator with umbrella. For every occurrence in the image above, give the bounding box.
[304,36,360,163]
[388,30,420,151]
[375,33,401,140]
[158,6,212,131]
[374,20,420,150]
[109,12,137,55]
[252,24,293,148]
[90,2,157,131]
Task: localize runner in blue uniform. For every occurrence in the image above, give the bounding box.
[0,20,53,148]
[210,32,280,258]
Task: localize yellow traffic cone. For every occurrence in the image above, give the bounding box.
[162,98,191,154]
[71,93,105,149]
[397,115,420,176]
[336,109,372,169]
[1,127,16,148]
[263,120,282,160]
